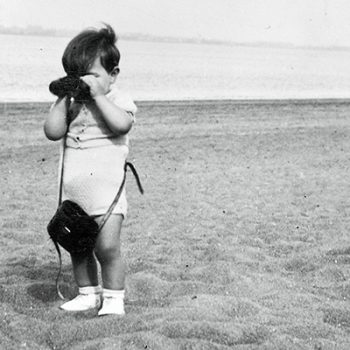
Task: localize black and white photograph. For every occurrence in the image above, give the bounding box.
[1,1,350,349]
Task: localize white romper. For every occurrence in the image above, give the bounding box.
[60,87,137,217]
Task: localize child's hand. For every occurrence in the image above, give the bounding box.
[80,75,105,99]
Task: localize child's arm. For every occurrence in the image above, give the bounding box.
[94,95,133,135]
[44,97,69,140]
[81,76,133,136]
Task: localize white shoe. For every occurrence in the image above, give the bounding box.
[98,289,125,316]
[60,286,101,312]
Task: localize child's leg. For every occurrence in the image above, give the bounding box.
[94,214,126,315]
[94,214,125,290]
[60,253,101,311]
[71,252,99,287]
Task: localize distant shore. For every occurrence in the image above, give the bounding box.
[2,29,350,52]
[1,97,350,109]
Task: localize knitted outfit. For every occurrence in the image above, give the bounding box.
[59,87,137,217]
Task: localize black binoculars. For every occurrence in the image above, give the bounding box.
[49,76,91,102]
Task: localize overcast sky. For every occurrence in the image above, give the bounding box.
[1,0,350,47]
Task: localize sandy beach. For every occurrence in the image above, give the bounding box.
[1,99,350,349]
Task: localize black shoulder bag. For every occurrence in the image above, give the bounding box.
[47,135,143,299]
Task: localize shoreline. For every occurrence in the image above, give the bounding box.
[1,97,350,107]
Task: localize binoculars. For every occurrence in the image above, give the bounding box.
[49,76,91,102]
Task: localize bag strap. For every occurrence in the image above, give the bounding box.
[58,97,72,206]
[52,240,65,300]
[98,161,144,231]
[58,139,66,206]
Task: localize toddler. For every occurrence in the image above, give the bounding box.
[44,24,137,316]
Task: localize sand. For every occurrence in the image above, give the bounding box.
[0,99,350,349]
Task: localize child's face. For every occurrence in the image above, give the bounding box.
[86,56,118,94]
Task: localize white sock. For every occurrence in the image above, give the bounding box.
[103,288,125,299]
[78,285,102,295]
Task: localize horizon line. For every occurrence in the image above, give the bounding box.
[1,98,350,105]
[1,25,350,52]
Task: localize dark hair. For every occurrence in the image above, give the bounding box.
[62,24,120,77]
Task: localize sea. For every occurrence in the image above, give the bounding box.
[1,33,350,102]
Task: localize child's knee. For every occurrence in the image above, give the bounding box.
[95,245,121,263]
